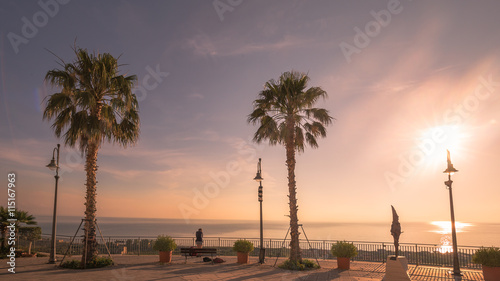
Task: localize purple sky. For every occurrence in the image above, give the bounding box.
[1,0,499,226]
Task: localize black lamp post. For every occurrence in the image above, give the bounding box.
[443,150,462,280]
[253,158,265,264]
[46,144,60,264]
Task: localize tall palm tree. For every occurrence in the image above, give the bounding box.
[43,47,139,265]
[248,71,333,263]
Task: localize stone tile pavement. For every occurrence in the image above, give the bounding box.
[0,254,484,281]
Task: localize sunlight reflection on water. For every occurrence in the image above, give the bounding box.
[430,221,473,253]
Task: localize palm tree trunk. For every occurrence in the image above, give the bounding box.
[286,120,301,263]
[82,142,99,266]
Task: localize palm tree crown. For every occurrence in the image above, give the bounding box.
[248,71,333,150]
[43,48,139,152]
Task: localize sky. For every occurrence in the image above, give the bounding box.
[0,0,499,227]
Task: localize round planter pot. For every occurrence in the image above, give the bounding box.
[159,251,172,263]
[337,257,350,270]
[482,265,500,281]
[237,252,249,264]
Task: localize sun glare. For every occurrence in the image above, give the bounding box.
[430,221,473,234]
[415,125,468,169]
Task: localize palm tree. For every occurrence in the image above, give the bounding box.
[0,207,37,251]
[248,71,333,263]
[13,210,37,240]
[0,206,9,251]
[43,47,139,266]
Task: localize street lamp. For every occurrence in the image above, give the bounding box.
[443,150,462,280]
[253,158,265,264]
[46,144,60,264]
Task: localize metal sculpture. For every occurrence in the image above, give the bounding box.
[390,205,402,257]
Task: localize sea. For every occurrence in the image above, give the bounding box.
[34,216,499,247]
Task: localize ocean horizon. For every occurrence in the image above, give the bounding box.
[32,216,499,247]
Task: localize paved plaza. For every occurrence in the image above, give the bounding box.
[0,254,484,281]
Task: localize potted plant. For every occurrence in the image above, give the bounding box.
[472,247,500,281]
[153,235,177,263]
[233,239,254,264]
[331,241,358,270]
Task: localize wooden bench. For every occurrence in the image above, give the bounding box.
[180,247,217,264]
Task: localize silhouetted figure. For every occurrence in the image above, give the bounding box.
[390,205,402,257]
[195,228,203,248]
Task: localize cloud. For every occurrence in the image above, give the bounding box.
[167,130,221,142]
[188,93,204,100]
[224,35,303,56]
[185,33,305,57]
[185,33,218,57]
[0,138,53,168]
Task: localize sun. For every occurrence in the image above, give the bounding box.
[414,125,468,169]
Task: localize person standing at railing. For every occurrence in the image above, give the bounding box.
[196,228,203,248]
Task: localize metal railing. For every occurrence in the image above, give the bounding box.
[21,234,482,269]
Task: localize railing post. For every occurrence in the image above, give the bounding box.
[268,238,271,252]
[382,243,385,263]
[323,240,326,259]
[415,244,419,266]
[138,237,141,256]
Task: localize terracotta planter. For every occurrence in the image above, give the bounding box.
[482,265,500,281]
[237,252,249,264]
[337,257,350,270]
[159,251,172,263]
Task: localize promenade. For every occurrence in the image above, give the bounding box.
[0,254,485,281]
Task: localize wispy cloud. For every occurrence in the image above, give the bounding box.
[188,93,204,100]
[185,33,305,57]
[165,129,221,142]
[0,138,52,168]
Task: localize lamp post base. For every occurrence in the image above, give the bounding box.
[258,248,266,264]
[448,270,462,281]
